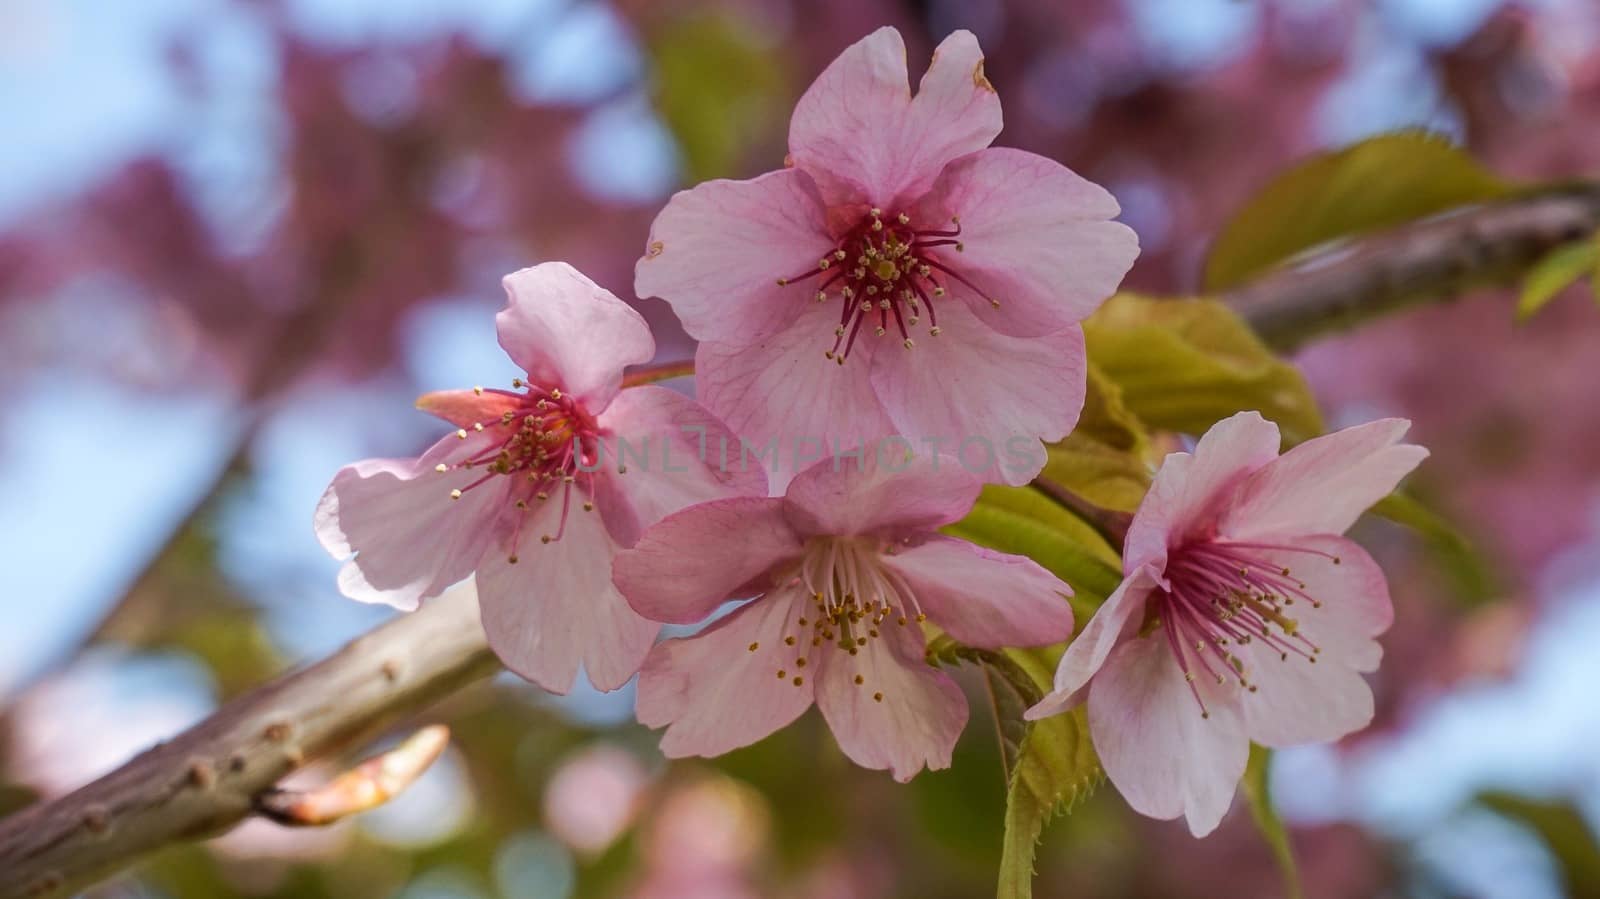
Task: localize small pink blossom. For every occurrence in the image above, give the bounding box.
[316,262,762,694]
[613,447,1075,781]
[636,27,1138,488]
[1026,412,1428,835]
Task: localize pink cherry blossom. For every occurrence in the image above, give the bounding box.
[612,446,1075,782]
[315,262,763,694]
[1026,412,1428,835]
[635,27,1139,488]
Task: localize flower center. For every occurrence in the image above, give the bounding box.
[774,208,999,363]
[436,380,603,553]
[748,537,926,701]
[1154,539,1343,718]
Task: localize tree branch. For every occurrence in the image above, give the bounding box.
[0,585,497,898]
[1224,183,1600,351]
[5,182,1600,896]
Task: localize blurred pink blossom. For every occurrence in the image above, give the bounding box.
[543,744,651,856]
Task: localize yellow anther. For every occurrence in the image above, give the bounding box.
[449,489,463,500]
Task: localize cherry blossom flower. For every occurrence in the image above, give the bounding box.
[1026,412,1428,835]
[316,263,762,693]
[635,27,1138,488]
[613,446,1075,781]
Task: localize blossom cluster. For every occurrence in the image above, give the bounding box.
[316,28,1424,833]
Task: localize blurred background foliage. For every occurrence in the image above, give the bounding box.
[3,0,1600,897]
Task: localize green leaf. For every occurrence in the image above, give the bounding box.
[946,485,1122,615]
[1478,791,1600,896]
[1042,365,1153,514]
[997,705,1099,899]
[1204,131,1510,290]
[939,487,1118,899]
[1084,294,1325,444]
[647,15,787,182]
[1372,491,1499,605]
[1517,239,1599,320]
[1242,745,1302,899]
[927,638,1102,899]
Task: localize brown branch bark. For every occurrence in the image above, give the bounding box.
[1225,183,1600,351]
[4,181,1599,896]
[0,585,498,898]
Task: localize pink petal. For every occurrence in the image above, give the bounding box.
[789,28,1001,207]
[634,169,835,344]
[814,618,967,782]
[497,262,654,409]
[1221,418,1428,540]
[916,147,1138,337]
[612,496,802,626]
[781,445,981,538]
[1026,568,1158,720]
[869,307,1086,486]
[1238,644,1374,749]
[1087,636,1248,837]
[635,586,818,758]
[315,432,510,612]
[590,385,768,549]
[1124,412,1282,572]
[695,302,894,492]
[1234,536,1391,746]
[478,500,657,693]
[880,535,1073,649]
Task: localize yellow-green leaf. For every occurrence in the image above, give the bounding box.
[1517,239,1599,321]
[1085,294,1325,444]
[940,486,1118,899]
[1042,365,1153,513]
[1242,745,1302,899]
[998,705,1099,899]
[1204,131,1510,291]
[946,485,1121,617]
